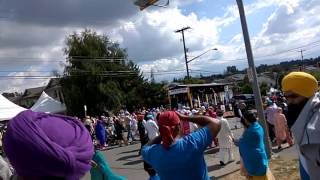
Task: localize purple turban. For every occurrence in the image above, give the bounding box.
[4,110,94,180]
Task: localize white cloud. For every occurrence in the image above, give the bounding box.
[251,0,320,60]
[113,7,221,62]
[1,0,320,91]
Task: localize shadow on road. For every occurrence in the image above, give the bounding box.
[123,159,144,166]
[210,169,240,180]
[117,154,141,161]
[205,148,219,155]
[119,149,140,155]
[207,164,223,172]
[272,145,291,154]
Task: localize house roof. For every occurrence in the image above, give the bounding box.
[226,74,246,81]
[22,86,46,99]
[170,82,232,89]
[45,78,61,90]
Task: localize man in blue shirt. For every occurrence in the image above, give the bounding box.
[142,111,221,180]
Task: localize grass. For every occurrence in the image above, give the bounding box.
[220,159,299,180]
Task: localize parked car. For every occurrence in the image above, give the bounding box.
[231,94,255,109]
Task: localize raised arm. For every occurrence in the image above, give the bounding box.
[176,113,221,138]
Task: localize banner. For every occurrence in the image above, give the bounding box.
[169,88,188,95]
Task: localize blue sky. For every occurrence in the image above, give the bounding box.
[0,0,320,91]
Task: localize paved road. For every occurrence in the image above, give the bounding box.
[82,118,297,180]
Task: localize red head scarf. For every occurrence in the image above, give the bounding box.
[158,111,181,150]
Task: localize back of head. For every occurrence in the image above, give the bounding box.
[146,114,154,121]
[276,107,283,113]
[158,111,181,150]
[216,109,224,117]
[4,110,94,179]
[243,111,257,124]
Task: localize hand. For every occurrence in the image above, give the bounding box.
[176,112,188,121]
[91,160,98,168]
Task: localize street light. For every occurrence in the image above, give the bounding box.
[185,48,218,79]
[188,48,218,63]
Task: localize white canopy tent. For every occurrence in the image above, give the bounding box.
[31,92,66,114]
[0,95,26,121]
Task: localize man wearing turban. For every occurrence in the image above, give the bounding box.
[4,110,94,180]
[282,72,320,180]
[141,111,221,180]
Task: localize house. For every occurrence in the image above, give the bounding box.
[2,92,22,104]
[257,74,276,87]
[44,78,64,103]
[305,65,320,73]
[15,78,64,108]
[18,86,46,108]
[225,74,246,82]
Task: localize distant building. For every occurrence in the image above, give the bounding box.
[44,78,64,103]
[304,65,320,73]
[14,78,64,108]
[257,74,276,87]
[18,86,46,108]
[225,73,246,82]
[2,92,22,104]
[167,82,233,109]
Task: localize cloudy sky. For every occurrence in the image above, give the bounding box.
[0,0,319,92]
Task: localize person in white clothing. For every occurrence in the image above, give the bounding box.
[145,114,159,140]
[0,156,12,180]
[216,109,234,166]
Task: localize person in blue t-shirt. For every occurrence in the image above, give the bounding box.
[141,111,221,180]
[239,111,271,178]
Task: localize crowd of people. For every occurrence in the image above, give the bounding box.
[0,71,318,180]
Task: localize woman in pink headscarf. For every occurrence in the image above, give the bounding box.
[274,107,293,149]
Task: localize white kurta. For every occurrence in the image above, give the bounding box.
[217,117,234,148]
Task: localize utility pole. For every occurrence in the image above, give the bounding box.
[236,0,272,158]
[299,49,306,61]
[298,49,306,71]
[175,27,191,79]
[150,68,155,84]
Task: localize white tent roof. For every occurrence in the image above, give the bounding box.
[0,94,26,121]
[31,92,66,114]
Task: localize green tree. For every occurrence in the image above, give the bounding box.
[310,71,320,81]
[226,66,238,74]
[61,29,167,116]
[260,82,269,96]
[240,83,253,94]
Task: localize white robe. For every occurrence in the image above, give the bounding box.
[217,116,234,148]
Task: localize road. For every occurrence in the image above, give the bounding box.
[82,118,297,180]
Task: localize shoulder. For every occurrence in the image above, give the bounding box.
[280,114,286,119]
[247,123,262,134]
[183,127,212,143]
[141,144,161,161]
[221,118,228,123]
